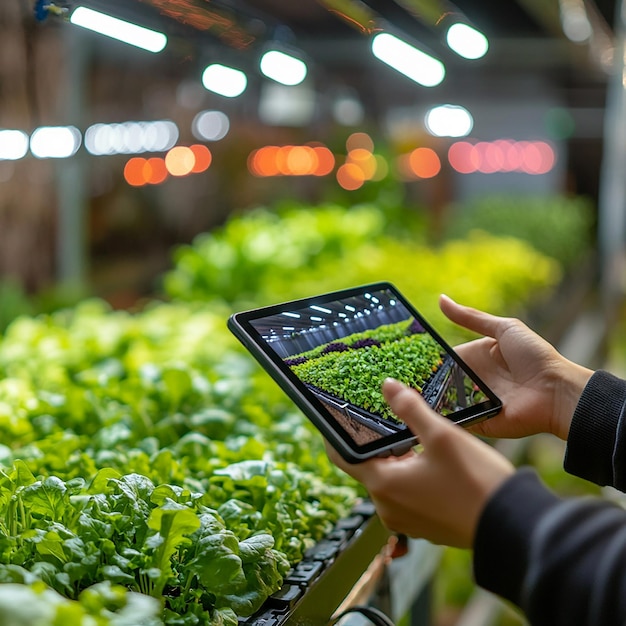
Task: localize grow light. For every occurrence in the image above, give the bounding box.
[446,23,489,59]
[260,50,307,86]
[202,64,248,98]
[70,6,167,53]
[371,33,445,87]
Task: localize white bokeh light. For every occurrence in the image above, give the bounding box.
[202,64,247,98]
[0,130,29,160]
[192,110,230,141]
[259,50,307,86]
[446,23,489,60]
[425,105,473,137]
[372,33,445,87]
[30,126,81,159]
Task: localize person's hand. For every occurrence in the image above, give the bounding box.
[327,378,515,549]
[440,295,593,440]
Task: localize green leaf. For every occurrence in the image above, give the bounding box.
[35,530,68,565]
[189,531,244,593]
[238,534,274,564]
[161,367,192,409]
[12,460,37,489]
[145,499,200,596]
[88,468,122,494]
[209,608,238,626]
[21,477,68,520]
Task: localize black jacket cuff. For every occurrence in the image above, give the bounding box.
[564,370,626,486]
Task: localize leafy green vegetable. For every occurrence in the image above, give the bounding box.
[0,199,564,625]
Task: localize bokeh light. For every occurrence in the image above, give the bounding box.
[190,144,212,173]
[144,157,168,184]
[165,146,195,176]
[408,147,441,178]
[346,132,374,152]
[248,144,335,177]
[336,163,365,190]
[448,139,556,175]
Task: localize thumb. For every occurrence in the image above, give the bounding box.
[382,378,449,442]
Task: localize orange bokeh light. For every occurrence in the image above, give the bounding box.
[248,144,335,177]
[276,146,292,175]
[165,146,195,176]
[124,158,148,186]
[251,146,281,177]
[190,144,212,173]
[336,162,365,190]
[408,147,441,179]
[313,146,335,175]
[346,132,374,153]
[347,148,377,180]
[288,146,318,175]
[144,158,168,185]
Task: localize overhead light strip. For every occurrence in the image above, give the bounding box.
[371,33,445,87]
[70,6,167,53]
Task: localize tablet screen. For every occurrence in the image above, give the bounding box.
[244,285,499,447]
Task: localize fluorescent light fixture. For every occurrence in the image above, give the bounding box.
[70,6,167,53]
[30,126,81,159]
[560,1,592,43]
[425,104,473,137]
[310,316,323,322]
[0,130,29,160]
[282,312,301,318]
[372,33,445,87]
[202,64,247,98]
[260,50,307,86]
[311,305,332,314]
[446,23,489,59]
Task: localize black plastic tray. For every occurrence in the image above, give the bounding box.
[240,501,390,626]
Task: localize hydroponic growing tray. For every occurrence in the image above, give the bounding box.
[240,501,390,625]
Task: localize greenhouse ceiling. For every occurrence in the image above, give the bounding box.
[49,0,617,111]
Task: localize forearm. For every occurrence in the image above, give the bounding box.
[474,469,626,625]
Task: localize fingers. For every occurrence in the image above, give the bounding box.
[382,378,449,441]
[439,294,507,340]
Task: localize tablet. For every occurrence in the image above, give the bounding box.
[228,282,501,463]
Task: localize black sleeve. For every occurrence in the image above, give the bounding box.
[564,370,626,490]
[474,468,626,625]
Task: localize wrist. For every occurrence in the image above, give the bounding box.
[552,360,593,440]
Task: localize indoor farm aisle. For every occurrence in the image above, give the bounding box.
[0,199,595,625]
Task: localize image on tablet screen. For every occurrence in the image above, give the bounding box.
[249,288,489,445]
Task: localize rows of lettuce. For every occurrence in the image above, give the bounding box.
[288,320,444,421]
[0,198,592,625]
